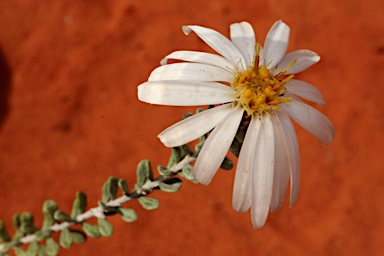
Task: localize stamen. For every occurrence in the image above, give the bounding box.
[254,43,261,69]
[258,66,270,80]
[232,46,296,116]
[263,86,275,97]
[275,59,297,78]
[280,74,295,85]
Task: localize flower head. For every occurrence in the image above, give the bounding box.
[138,20,335,228]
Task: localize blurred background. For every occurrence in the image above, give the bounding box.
[0,0,383,255]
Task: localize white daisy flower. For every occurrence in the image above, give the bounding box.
[137,20,335,228]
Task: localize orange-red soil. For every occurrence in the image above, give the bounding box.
[0,0,383,255]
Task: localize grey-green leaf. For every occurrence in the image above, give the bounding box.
[38,247,48,256]
[118,208,137,223]
[42,200,57,229]
[118,179,130,195]
[138,197,159,210]
[13,213,21,229]
[53,211,72,222]
[102,176,119,202]
[180,145,193,158]
[107,177,118,200]
[42,200,58,216]
[166,148,180,169]
[19,222,37,235]
[26,241,39,255]
[182,112,193,119]
[98,218,113,238]
[70,230,86,244]
[12,230,24,240]
[46,238,60,256]
[34,230,51,241]
[0,221,10,243]
[194,141,204,156]
[158,179,182,193]
[101,179,110,203]
[157,165,172,176]
[70,192,87,219]
[137,160,153,186]
[196,107,204,113]
[13,247,26,256]
[20,212,34,226]
[82,222,100,238]
[182,164,195,181]
[59,228,72,249]
[220,156,233,170]
[42,215,55,230]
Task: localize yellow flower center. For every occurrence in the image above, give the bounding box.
[232,44,296,116]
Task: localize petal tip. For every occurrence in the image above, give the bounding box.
[137,84,146,101]
[251,219,266,229]
[193,171,211,186]
[314,55,321,63]
[157,133,172,148]
[182,25,192,35]
[160,58,168,65]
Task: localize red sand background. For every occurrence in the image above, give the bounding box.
[0,0,383,255]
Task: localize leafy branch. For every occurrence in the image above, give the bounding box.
[0,108,237,256]
[0,151,197,256]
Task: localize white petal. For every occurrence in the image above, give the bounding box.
[193,106,243,185]
[148,63,233,82]
[285,79,326,106]
[137,81,234,106]
[275,111,300,206]
[160,51,236,72]
[251,113,275,229]
[270,114,290,212]
[275,50,320,74]
[182,25,247,70]
[263,20,290,68]
[280,100,335,145]
[230,22,256,67]
[232,115,261,212]
[158,104,233,147]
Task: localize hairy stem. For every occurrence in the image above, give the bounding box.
[0,155,196,252]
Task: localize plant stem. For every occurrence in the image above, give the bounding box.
[0,155,196,252]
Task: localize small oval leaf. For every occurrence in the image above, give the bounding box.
[158,179,182,193]
[53,211,72,222]
[46,237,60,256]
[70,192,87,219]
[20,212,34,226]
[166,148,181,169]
[27,241,39,255]
[182,164,194,181]
[42,200,58,216]
[70,230,86,244]
[59,228,73,249]
[82,222,100,238]
[118,208,137,223]
[13,247,26,256]
[157,166,172,176]
[138,197,159,210]
[118,179,130,195]
[98,218,113,238]
[0,221,11,243]
[137,160,153,186]
[220,157,233,170]
[107,177,119,200]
